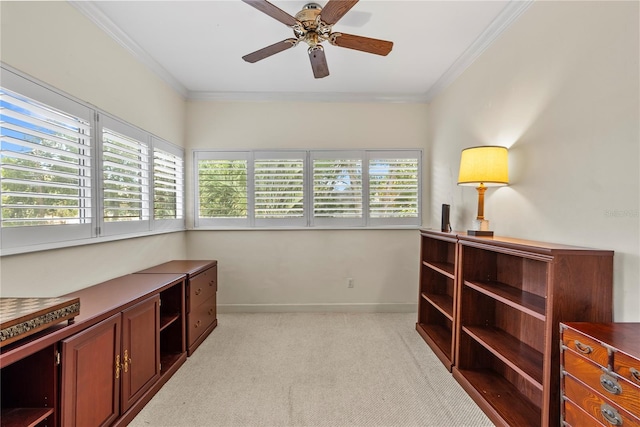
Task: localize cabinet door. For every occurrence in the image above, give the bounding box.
[61,313,121,427]
[121,295,160,412]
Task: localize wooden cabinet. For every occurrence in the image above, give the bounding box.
[136,260,217,356]
[416,230,458,371]
[60,313,122,427]
[0,272,187,427]
[453,235,613,427]
[59,279,184,427]
[561,322,640,427]
[61,296,160,426]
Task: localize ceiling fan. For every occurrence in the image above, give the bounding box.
[241,0,393,79]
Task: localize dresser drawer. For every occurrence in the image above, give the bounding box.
[563,327,610,368]
[564,349,640,415]
[188,294,216,347]
[189,266,217,308]
[563,397,606,427]
[563,373,640,427]
[614,351,640,388]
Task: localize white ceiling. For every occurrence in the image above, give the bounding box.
[71,0,532,103]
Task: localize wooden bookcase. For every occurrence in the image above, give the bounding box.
[453,234,614,427]
[416,229,459,371]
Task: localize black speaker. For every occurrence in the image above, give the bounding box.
[441,204,450,232]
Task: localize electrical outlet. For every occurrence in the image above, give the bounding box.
[347,278,354,288]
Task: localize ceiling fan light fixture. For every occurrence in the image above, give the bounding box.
[241,0,394,77]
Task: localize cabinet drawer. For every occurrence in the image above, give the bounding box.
[563,397,606,427]
[563,327,610,368]
[614,351,640,388]
[564,373,640,427]
[189,267,217,307]
[188,294,216,347]
[564,349,640,415]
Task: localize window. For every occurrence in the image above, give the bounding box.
[152,137,184,229]
[254,151,306,226]
[368,151,420,226]
[194,149,421,228]
[0,66,185,254]
[1,71,95,248]
[312,151,363,226]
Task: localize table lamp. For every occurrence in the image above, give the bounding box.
[457,145,508,236]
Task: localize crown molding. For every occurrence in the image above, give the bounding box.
[187,90,429,104]
[423,0,534,103]
[69,1,189,99]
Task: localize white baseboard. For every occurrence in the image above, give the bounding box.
[218,303,418,313]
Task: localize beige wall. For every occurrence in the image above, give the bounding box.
[0,1,188,296]
[186,100,429,311]
[427,1,639,321]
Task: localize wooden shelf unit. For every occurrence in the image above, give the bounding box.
[0,270,192,427]
[416,230,459,371]
[453,234,614,427]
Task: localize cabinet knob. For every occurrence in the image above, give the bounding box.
[195,288,202,296]
[600,404,623,426]
[209,280,215,287]
[631,367,640,384]
[195,320,201,328]
[208,308,214,316]
[574,340,593,354]
[600,373,622,395]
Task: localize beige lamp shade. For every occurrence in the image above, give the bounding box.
[457,145,509,186]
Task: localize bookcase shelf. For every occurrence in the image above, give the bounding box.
[416,230,458,371]
[416,230,614,426]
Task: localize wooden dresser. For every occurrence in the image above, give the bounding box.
[561,322,640,427]
[136,260,218,356]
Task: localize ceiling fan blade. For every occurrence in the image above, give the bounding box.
[320,0,359,25]
[330,32,393,56]
[308,46,329,79]
[241,0,299,27]
[243,39,298,63]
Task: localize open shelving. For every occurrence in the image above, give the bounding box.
[453,234,614,427]
[158,283,186,377]
[416,230,458,371]
[0,345,57,427]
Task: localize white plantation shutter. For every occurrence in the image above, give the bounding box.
[312,151,363,226]
[367,150,421,226]
[195,151,250,227]
[193,149,421,229]
[100,115,150,235]
[254,151,306,226]
[0,72,94,249]
[153,138,184,229]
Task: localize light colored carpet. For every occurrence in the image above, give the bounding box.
[130,313,494,427]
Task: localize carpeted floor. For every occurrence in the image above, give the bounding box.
[130,313,494,427]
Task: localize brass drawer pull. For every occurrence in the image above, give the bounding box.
[195,288,202,296]
[600,404,623,426]
[600,373,622,395]
[631,367,640,383]
[574,340,593,354]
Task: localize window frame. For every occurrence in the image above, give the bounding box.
[193,149,422,229]
[1,67,97,249]
[0,65,185,255]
